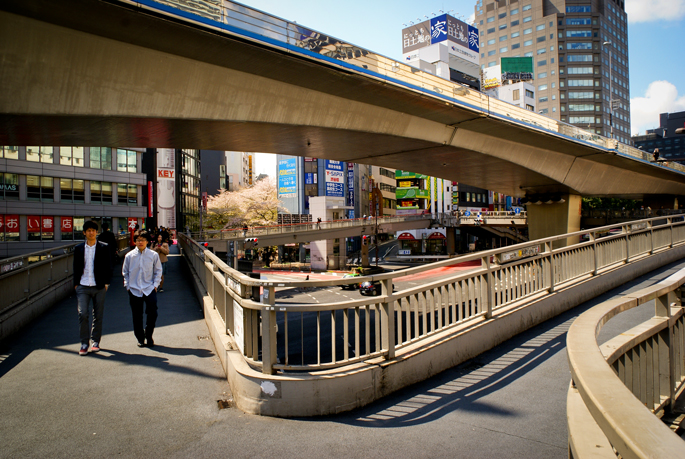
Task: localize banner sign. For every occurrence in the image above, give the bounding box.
[347,163,355,218]
[27,215,41,232]
[156,148,176,229]
[278,158,297,197]
[325,160,344,197]
[61,216,73,232]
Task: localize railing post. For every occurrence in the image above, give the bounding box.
[668,217,674,248]
[545,242,555,293]
[591,232,598,275]
[482,256,494,319]
[261,285,277,375]
[381,278,395,360]
[624,224,630,263]
[656,291,675,405]
[649,220,655,254]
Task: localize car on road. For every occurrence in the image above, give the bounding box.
[340,273,361,290]
[359,281,382,296]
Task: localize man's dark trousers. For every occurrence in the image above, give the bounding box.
[129,290,158,344]
[77,285,106,345]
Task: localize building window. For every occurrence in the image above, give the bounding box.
[525,89,534,98]
[513,89,520,100]
[524,52,533,57]
[566,6,591,13]
[537,48,546,55]
[488,61,497,67]
[500,47,508,53]
[511,31,520,38]
[90,147,112,170]
[538,60,547,67]
[567,67,593,74]
[499,35,508,42]
[524,28,532,35]
[537,36,546,42]
[539,96,548,102]
[487,16,495,23]
[499,24,507,30]
[511,20,519,26]
[488,27,495,33]
[117,149,137,172]
[27,175,54,202]
[538,72,547,78]
[567,42,593,50]
[524,39,533,46]
[27,215,54,241]
[0,146,19,160]
[526,104,535,111]
[523,4,532,11]
[511,8,519,15]
[488,50,496,56]
[539,108,549,114]
[568,79,594,87]
[118,183,138,206]
[538,84,548,91]
[90,181,112,205]
[569,116,595,124]
[59,147,85,167]
[60,178,85,203]
[523,15,532,23]
[566,18,591,25]
[0,173,19,200]
[488,38,496,45]
[566,30,592,38]
[512,43,521,49]
[499,12,507,19]
[567,54,593,62]
[536,24,545,31]
[568,103,595,111]
[27,146,53,163]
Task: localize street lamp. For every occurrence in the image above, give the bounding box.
[603,41,614,140]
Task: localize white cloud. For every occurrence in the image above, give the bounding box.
[626,0,685,23]
[630,80,685,135]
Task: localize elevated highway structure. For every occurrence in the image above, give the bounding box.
[2,0,685,240]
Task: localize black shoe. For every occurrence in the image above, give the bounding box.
[137,341,144,347]
[146,338,154,347]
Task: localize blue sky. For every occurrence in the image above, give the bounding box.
[240,0,685,175]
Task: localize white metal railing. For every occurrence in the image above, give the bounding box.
[191,213,434,241]
[179,215,685,375]
[567,268,685,458]
[120,0,685,175]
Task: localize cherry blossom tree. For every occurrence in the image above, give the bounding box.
[205,177,286,229]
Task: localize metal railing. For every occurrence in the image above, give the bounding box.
[121,0,685,175]
[567,268,685,458]
[180,215,685,375]
[190,214,434,241]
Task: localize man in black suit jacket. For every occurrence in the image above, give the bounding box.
[73,221,112,355]
[97,222,118,266]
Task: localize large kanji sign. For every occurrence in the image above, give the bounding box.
[5,215,19,232]
[61,217,73,232]
[42,216,54,232]
[27,215,41,232]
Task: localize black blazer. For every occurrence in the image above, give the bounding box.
[73,241,113,289]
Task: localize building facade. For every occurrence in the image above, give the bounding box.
[0,146,146,257]
[632,111,685,163]
[475,0,631,144]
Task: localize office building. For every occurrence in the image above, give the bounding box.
[0,146,146,257]
[632,111,685,163]
[475,0,631,144]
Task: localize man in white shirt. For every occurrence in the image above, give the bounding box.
[122,231,162,347]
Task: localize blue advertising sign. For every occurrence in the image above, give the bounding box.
[326,182,344,196]
[325,160,344,197]
[463,210,471,217]
[430,15,449,44]
[278,158,297,197]
[324,160,343,171]
[305,173,314,185]
[468,24,479,52]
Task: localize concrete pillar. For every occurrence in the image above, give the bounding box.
[446,227,456,255]
[298,242,306,263]
[526,194,582,247]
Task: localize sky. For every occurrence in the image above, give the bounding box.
[241,0,685,176]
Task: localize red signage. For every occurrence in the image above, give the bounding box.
[128,218,137,231]
[157,170,174,179]
[61,217,73,232]
[27,215,41,232]
[5,215,19,232]
[42,216,54,232]
[397,232,416,240]
[148,181,153,218]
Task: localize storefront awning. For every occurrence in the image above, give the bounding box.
[428,232,446,239]
[397,232,416,240]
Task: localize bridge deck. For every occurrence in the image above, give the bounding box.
[1,248,683,458]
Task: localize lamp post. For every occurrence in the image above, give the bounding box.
[603,41,614,140]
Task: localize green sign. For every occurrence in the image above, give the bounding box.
[501,57,534,74]
[395,170,428,179]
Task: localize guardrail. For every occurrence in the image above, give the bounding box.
[121,0,685,175]
[567,268,685,458]
[190,213,435,241]
[180,215,685,376]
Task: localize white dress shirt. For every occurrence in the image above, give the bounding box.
[80,242,97,286]
[122,247,162,297]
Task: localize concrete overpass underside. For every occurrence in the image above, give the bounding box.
[2,0,685,202]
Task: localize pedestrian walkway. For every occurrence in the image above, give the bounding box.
[1,249,683,458]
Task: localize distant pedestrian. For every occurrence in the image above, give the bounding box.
[243,224,249,237]
[73,221,113,355]
[97,222,118,266]
[317,217,322,229]
[151,233,169,292]
[123,231,163,348]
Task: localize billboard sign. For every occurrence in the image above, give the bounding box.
[156,148,176,229]
[402,20,432,54]
[482,65,502,89]
[278,158,297,197]
[347,163,355,217]
[325,160,344,197]
[403,14,479,64]
[501,57,534,81]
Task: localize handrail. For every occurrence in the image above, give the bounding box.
[180,215,685,376]
[567,269,685,458]
[119,0,685,176]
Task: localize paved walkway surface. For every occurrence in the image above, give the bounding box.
[2,249,683,458]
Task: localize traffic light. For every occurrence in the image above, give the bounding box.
[244,237,258,248]
[362,235,368,246]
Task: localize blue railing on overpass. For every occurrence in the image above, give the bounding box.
[117,0,685,176]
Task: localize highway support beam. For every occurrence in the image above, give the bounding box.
[526,194,582,248]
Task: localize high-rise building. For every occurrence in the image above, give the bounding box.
[632,111,685,163]
[474,0,631,144]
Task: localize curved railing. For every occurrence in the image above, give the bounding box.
[179,215,685,375]
[567,269,685,458]
[120,0,685,175]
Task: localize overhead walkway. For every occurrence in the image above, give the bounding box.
[3,242,684,457]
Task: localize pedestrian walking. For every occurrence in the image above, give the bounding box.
[97,222,118,266]
[73,221,113,355]
[151,233,169,292]
[122,231,163,348]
